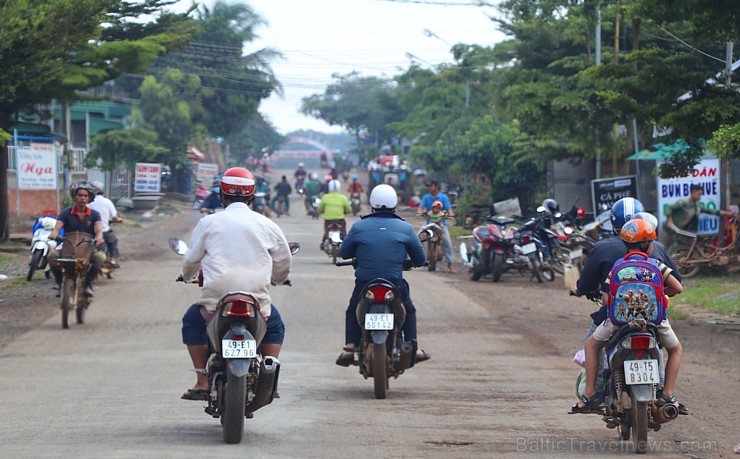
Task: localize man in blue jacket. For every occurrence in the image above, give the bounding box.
[336,184,430,366]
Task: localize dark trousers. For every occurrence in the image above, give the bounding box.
[103,230,119,258]
[345,278,417,346]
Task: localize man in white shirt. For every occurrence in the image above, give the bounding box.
[87,182,122,267]
[179,167,292,400]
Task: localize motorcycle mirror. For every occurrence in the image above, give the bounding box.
[554,212,562,219]
[168,238,188,255]
[536,205,546,213]
[564,226,574,235]
[289,242,301,255]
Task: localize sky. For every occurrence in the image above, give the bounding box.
[175,0,506,134]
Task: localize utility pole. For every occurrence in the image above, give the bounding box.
[595,3,602,179]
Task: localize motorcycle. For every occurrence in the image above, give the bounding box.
[417,215,451,272]
[193,186,209,210]
[511,222,555,283]
[27,216,58,281]
[581,205,614,242]
[56,233,96,329]
[335,258,423,399]
[294,176,305,195]
[305,195,321,220]
[460,215,517,282]
[350,193,362,216]
[322,221,344,264]
[251,192,269,216]
[169,238,299,444]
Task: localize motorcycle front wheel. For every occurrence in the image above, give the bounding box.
[528,254,544,283]
[61,278,75,329]
[492,252,505,282]
[373,342,388,399]
[27,249,44,281]
[222,370,246,444]
[428,242,438,271]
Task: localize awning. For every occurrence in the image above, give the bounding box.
[627,139,714,160]
[186,146,205,161]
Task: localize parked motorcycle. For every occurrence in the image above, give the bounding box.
[461,215,517,282]
[27,216,58,281]
[350,193,362,216]
[169,238,299,444]
[322,221,344,264]
[335,258,423,399]
[512,222,555,283]
[581,205,614,242]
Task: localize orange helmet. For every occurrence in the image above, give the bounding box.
[620,218,657,243]
[432,200,443,209]
[220,167,255,197]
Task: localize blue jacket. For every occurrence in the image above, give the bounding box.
[340,212,426,282]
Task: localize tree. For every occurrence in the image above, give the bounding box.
[152,0,282,140]
[300,72,405,149]
[0,0,195,130]
[85,128,168,172]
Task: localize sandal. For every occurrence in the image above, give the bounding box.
[415,349,431,363]
[335,348,355,367]
[569,393,604,414]
[657,391,688,415]
[181,388,209,401]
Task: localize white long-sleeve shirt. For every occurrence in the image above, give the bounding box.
[181,202,292,315]
[87,195,118,232]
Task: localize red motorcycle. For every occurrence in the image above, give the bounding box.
[461,215,517,282]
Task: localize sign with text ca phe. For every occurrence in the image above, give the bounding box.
[134,163,162,192]
[17,143,57,190]
[590,175,638,217]
[657,158,721,236]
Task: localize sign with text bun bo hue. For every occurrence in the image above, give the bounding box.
[134,163,162,192]
[17,143,57,190]
[657,158,720,236]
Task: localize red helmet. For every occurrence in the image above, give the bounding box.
[220,167,255,197]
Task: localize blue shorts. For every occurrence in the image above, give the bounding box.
[182,304,286,346]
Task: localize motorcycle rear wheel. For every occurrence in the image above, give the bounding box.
[27,250,44,281]
[61,278,75,329]
[373,342,388,399]
[631,400,649,453]
[76,296,88,324]
[469,269,482,281]
[222,370,247,444]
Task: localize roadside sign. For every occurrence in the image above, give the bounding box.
[134,163,162,192]
[591,176,638,217]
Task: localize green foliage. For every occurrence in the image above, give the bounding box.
[85,128,167,171]
[0,0,195,131]
[707,124,740,159]
[679,274,740,316]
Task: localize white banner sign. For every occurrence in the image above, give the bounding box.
[17,143,57,190]
[134,163,162,192]
[657,158,721,236]
[196,163,219,187]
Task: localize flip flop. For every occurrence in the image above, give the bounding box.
[569,393,604,414]
[416,350,431,363]
[181,388,208,400]
[335,352,355,367]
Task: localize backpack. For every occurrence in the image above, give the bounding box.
[607,252,666,326]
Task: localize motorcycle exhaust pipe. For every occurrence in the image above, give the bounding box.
[245,356,281,414]
[653,403,679,423]
[398,340,416,370]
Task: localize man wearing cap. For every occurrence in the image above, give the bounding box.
[419,180,456,273]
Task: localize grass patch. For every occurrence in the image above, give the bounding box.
[449,226,473,238]
[675,273,740,316]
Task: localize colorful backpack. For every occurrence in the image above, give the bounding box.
[607,252,666,326]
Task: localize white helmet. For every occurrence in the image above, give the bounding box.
[632,211,658,229]
[298,162,304,167]
[328,179,342,192]
[369,184,397,211]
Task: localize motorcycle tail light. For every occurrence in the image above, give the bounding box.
[621,335,655,350]
[577,207,586,218]
[366,286,393,303]
[521,235,532,244]
[222,299,257,318]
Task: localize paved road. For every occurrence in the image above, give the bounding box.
[0,193,638,458]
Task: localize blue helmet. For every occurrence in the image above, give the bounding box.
[352,174,358,181]
[610,197,645,233]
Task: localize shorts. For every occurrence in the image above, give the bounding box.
[182,304,286,346]
[591,318,680,349]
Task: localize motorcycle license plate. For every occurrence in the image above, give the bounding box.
[222,339,257,358]
[365,313,394,330]
[521,242,537,254]
[623,359,659,385]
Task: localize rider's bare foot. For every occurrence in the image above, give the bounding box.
[448,263,457,273]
